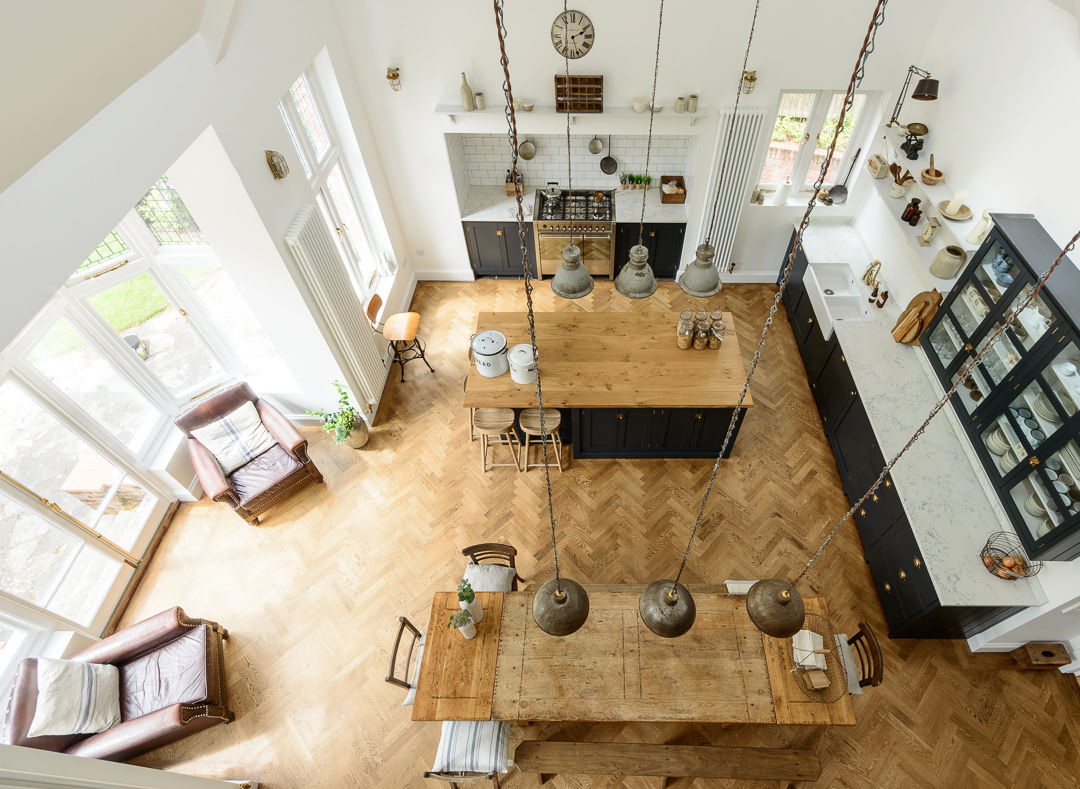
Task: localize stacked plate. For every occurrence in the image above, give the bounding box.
[1035,519,1054,538]
[1024,493,1048,517]
[1034,392,1061,424]
[1064,443,1080,473]
[986,427,1010,456]
[1000,449,1019,474]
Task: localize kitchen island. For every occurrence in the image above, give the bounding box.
[463,311,752,459]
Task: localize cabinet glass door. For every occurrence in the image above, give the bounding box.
[927,316,965,370]
[1008,440,1080,545]
[971,241,1020,308]
[950,283,993,338]
[981,415,1024,480]
[1006,284,1055,353]
[951,365,994,414]
[1042,339,1080,418]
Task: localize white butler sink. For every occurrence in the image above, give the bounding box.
[804,262,870,339]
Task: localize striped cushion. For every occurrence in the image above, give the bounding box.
[431,720,510,774]
[191,401,277,475]
[27,658,121,738]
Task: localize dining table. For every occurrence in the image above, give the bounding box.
[411,584,855,726]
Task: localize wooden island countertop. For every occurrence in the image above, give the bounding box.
[463,311,753,409]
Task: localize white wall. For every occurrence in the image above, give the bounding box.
[331,0,946,281]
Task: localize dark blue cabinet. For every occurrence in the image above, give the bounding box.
[572,407,744,459]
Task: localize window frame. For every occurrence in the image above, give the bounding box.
[278,70,382,297]
[757,89,871,194]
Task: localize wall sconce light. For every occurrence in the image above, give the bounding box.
[265,150,289,180]
[740,70,757,94]
[386,66,401,92]
[886,64,938,127]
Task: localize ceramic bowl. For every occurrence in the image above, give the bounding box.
[1062,362,1078,377]
[1000,450,1019,473]
[1024,493,1047,517]
[632,96,649,112]
[1036,519,1053,538]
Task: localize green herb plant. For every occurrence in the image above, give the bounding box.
[306,380,361,444]
[448,610,472,630]
[458,578,475,604]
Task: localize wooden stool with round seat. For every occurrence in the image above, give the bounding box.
[365,294,434,383]
[519,408,564,472]
[474,408,522,473]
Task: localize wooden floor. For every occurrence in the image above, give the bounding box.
[121,281,1080,788]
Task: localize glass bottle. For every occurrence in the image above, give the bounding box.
[694,311,708,323]
[677,320,694,350]
[709,324,725,349]
[709,309,724,323]
[680,309,693,323]
[693,321,709,350]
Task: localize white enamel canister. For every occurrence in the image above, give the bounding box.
[508,343,538,384]
[471,330,509,377]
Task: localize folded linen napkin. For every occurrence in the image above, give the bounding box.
[792,629,827,672]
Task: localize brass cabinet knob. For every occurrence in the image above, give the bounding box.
[496,230,504,236]
[1029,456,1040,467]
[859,508,866,516]
[695,412,703,420]
[649,231,656,237]
[850,391,856,396]
[840,355,846,362]
[913,556,921,568]
[884,479,891,488]
[898,569,907,581]
[807,317,813,325]
[617,413,624,420]
[884,582,892,593]
[872,493,879,502]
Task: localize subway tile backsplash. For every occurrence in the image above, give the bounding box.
[448,133,695,191]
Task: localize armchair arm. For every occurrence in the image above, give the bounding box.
[186,438,232,501]
[256,400,307,455]
[64,703,232,762]
[72,607,205,665]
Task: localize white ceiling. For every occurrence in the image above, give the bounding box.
[0,0,205,193]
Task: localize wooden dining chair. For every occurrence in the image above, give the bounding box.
[366,294,435,383]
[846,620,884,688]
[385,616,424,700]
[421,769,500,788]
[462,543,525,591]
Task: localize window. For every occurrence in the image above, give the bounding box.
[279,71,382,296]
[758,90,869,194]
[135,175,205,245]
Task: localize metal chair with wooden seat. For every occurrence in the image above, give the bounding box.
[473,408,522,472]
[366,294,435,383]
[518,407,563,472]
[385,616,424,698]
[461,543,525,591]
[846,620,884,688]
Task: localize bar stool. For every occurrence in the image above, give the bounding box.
[474,408,522,472]
[365,294,434,384]
[519,408,564,472]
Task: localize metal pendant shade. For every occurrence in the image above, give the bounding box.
[911,77,939,101]
[745,579,806,638]
[638,579,695,638]
[533,577,590,636]
[678,242,722,298]
[615,244,658,299]
[551,244,594,299]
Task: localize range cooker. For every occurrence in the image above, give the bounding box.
[533,187,616,279]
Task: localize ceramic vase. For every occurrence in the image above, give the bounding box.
[687,94,699,113]
[457,621,477,639]
[459,597,483,624]
[889,182,906,198]
[474,91,486,110]
[674,96,687,113]
[460,73,474,111]
[930,245,968,279]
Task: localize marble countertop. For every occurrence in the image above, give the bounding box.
[460,185,687,224]
[801,222,1047,608]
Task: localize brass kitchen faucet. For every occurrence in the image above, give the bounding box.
[862,260,882,289]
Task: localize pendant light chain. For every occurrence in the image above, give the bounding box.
[789,229,1080,589]
[494,0,563,592]
[637,0,665,247]
[563,0,573,251]
[703,0,760,246]
[670,0,890,593]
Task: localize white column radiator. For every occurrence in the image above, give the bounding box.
[703,107,767,273]
[284,204,387,422]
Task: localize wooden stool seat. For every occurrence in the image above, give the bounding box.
[473,408,517,434]
[519,408,564,473]
[382,311,421,342]
[519,408,562,435]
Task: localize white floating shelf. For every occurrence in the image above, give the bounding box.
[434,104,713,132]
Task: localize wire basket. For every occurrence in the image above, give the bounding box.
[980,531,1042,580]
[785,612,851,704]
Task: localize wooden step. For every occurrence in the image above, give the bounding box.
[513,740,821,781]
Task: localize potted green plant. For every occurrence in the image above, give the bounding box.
[619,173,628,189]
[448,609,476,639]
[634,174,644,188]
[644,175,652,190]
[458,579,483,623]
[307,380,369,448]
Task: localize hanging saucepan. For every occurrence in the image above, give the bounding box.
[519,134,535,161]
[824,147,860,206]
[600,135,617,174]
[589,134,603,154]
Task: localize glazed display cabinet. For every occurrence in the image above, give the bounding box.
[923,214,1080,560]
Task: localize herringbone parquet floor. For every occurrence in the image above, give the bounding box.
[121,281,1080,789]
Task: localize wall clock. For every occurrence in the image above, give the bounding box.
[551,10,595,59]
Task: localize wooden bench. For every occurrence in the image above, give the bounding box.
[513,741,821,787]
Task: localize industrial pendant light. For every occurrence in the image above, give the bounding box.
[677,243,720,298]
[495,0,588,637]
[551,243,593,299]
[745,579,805,638]
[615,1,663,301]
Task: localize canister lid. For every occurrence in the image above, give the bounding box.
[471,330,507,356]
[508,343,535,365]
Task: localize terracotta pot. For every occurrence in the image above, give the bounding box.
[344,422,370,448]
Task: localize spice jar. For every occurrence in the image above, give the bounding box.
[708,324,724,349]
[680,309,693,323]
[709,309,724,323]
[694,311,708,323]
[676,320,694,350]
[693,320,709,350]
[711,317,726,336]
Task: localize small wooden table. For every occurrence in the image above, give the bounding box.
[463,312,753,459]
[412,585,854,726]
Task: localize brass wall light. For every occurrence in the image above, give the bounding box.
[386,66,401,92]
[740,70,757,94]
[265,150,289,180]
[886,65,938,127]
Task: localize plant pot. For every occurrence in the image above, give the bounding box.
[457,621,477,639]
[460,598,483,624]
[344,422,370,448]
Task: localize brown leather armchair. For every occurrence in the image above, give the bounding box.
[1,607,232,762]
[175,382,324,524]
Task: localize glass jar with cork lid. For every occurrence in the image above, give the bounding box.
[676,320,694,350]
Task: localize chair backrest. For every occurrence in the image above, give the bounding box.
[462,543,521,592]
[366,294,384,329]
[421,770,497,784]
[174,382,258,437]
[847,620,884,688]
[724,580,757,595]
[385,615,422,691]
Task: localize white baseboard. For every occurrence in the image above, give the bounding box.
[413,267,476,282]
[718,271,782,284]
